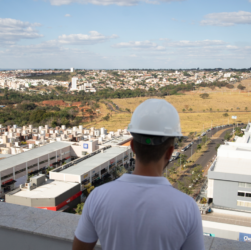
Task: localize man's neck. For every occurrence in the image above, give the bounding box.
[133,161,164,177]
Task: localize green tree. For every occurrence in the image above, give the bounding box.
[197,144,202,151]
[199,93,209,99]
[215,143,221,151]
[75,203,84,215]
[224,132,232,141]
[237,84,245,90]
[180,154,188,165]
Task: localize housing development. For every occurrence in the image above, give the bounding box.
[1,69,251,93]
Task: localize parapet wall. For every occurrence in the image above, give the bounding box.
[0,202,250,250]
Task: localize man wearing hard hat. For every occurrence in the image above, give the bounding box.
[73,99,205,250]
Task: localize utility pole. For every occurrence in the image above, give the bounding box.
[191,143,193,161]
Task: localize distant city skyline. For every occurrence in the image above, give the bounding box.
[0,0,251,69]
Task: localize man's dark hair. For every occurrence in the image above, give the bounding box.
[133,136,175,164]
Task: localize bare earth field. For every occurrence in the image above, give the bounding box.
[83,80,251,135]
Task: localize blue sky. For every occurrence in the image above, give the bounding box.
[0,0,251,69]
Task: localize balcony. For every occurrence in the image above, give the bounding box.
[0,202,250,250]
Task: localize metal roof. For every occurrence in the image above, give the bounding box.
[0,142,72,172]
[214,156,251,175]
[59,146,129,176]
[12,180,79,199]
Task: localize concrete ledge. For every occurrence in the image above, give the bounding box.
[0,202,249,250]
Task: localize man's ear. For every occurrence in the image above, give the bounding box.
[130,139,135,154]
[165,145,174,161]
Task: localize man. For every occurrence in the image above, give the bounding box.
[73,99,205,250]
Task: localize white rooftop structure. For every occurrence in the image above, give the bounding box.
[13,180,78,199]
[0,141,72,172]
[59,146,129,176]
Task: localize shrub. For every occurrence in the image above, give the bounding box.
[200,93,209,99]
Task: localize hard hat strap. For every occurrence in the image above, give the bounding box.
[131,133,170,146]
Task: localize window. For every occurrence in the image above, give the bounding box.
[238,192,245,197]
[15,168,25,175]
[238,182,251,188]
[246,193,251,198]
[50,156,56,160]
[1,173,13,180]
[237,200,251,207]
[39,160,48,164]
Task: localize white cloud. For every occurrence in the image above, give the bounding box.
[201,11,251,26]
[65,14,71,17]
[0,18,42,45]
[113,40,166,50]
[162,39,226,47]
[0,40,106,68]
[49,0,184,6]
[58,31,118,45]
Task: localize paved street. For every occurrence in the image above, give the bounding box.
[166,124,245,190]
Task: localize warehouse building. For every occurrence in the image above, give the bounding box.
[5,175,80,211]
[50,146,132,188]
[0,141,72,197]
[208,123,251,212]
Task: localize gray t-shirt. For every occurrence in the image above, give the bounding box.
[75,173,205,250]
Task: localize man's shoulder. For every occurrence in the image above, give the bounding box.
[91,180,119,195]
[166,185,197,206]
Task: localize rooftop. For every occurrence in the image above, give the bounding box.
[214,157,251,175]
[101,135,132,146]
[0,141,72,172]
[12,180,79,199]
[59,147,129,176]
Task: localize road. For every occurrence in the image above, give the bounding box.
[167,124,245,189]
[167,125,234,169]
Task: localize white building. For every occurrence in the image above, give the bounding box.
[70,68,74,73]
[71,77,78,90]
[224,73,231,78]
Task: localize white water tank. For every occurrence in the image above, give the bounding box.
[62,125,66,130]
[0,124,2,128]
[79,125,83,131]
[73,126,77,131]
[11,147,16,154]
[13,124,17,129]
[29,144,34,149]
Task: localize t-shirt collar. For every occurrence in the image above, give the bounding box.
[117,173,171,186]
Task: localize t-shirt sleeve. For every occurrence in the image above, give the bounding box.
[75,193,98,243]
[181,200,205,250]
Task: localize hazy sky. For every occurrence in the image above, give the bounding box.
[0,0,251,69]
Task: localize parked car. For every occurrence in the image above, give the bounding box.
[0,198,5,202]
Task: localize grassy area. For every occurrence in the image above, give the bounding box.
[82,91,251,135]
[18,72,76,82]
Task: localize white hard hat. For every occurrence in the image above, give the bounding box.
[128,99,182,137]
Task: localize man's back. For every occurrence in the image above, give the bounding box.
[75,174,204,250]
